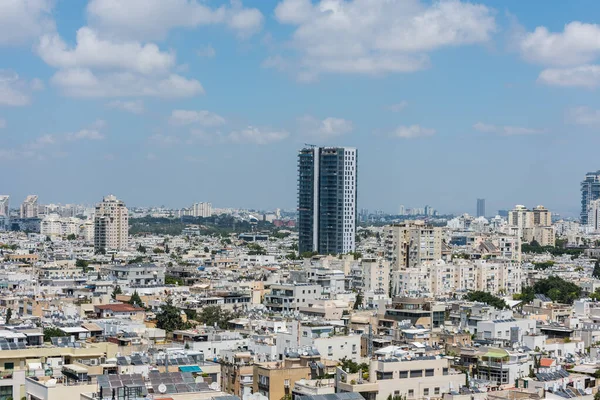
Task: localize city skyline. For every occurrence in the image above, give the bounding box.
[2,1,600,216]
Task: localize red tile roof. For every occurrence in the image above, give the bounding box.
[540,358,555,367]
[94,303,145,312]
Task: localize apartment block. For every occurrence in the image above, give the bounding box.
[94,195,128,252]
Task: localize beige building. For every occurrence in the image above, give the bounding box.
[384,221,443,270]
[94,195,128,252]
[20,195,38,218]
[253,355,321,400]
[337,356,466,400]
[507,205,554,247]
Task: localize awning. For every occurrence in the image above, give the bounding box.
[179,365,202,373]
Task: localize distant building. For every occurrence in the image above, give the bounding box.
[94,195,128,252]
[507,204,554,246]
[588,199,600,231]
[498,209,509,218]
[384,221,443,270]
[0,195,8,217]
[181,202,213,218]
[476,198,485,217]
[298,146,357,255]
[20,195,38,218]
[581,170,600,224]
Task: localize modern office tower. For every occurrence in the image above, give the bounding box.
[298,146,357,255]
[398,205,405,216]
[94,195,129,252]
[476,198,486,217]
[384,220,443,270]
[0,196,8,217]
[581,171,600,224]
[20,195,38,218]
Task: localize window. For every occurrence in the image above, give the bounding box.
[0,386,12,400]
[3,363,13,370]
[434,388,440,395]
[425,369,434,377]
[394,391,400,396]
[410,370,423,378]
[424,388,429,396]
[408,389,414,398]
[443,368,449,376]
[399,371,408,379]
[328,346,333,355]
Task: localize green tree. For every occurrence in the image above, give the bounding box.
[465,291,509,309]
[165,275,184,285]
[75,259,89,270]
[594,259,600,279]
[354,292,363,310]
[111,285,123,299]
[156,299,185,332]
[128,290,144,308]
[204,246,210,253]
[137,245,147,253]
[43,327,65,342]
[198,306,238,329]
[5,308,11,324]
[66,233,76,240]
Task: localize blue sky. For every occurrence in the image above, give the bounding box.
[1,0,600,216]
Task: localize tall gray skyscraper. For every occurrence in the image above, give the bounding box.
[581,171,600,224]
[476,198,485,217]
[298,146,357,255]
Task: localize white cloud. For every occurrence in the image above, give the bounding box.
[300,115,353,137]
[0,119,5,129]
[387,101,408,112]
[0,70,42,106]
[37,28,175,75]
[65,129,105,141]
[228,126,289,145]
[519,22,600,67]
[567,106,600,126]
[107,100,144,114]
[473,122,544,136]
[197,45,216,58]
[51,68,204,98]
[87,0,263,41]
[269,0,495,79]
[538,65,600,88]
[389,124,435,139]
[170,110,226,126]
[0,0,55,46]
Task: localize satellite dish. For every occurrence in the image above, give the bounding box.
[158,384,167,394]
[209,382,220,391]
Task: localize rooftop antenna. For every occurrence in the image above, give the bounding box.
[304,143,317,148]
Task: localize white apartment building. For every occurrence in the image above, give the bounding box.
[393,259,522,298]
[264,283,322,313]
[40,214,82,239]
[20,195,38,218]
[181,202,213,218]
[337,356,466,400]
[107,263,165,289]
[588,199,600,231]
[94,195,128,252]
[384,221,443,270]
[361,258,390,296]
[0,195,8,217]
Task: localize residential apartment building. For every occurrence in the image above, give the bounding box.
[361,258,390,296]
[107,263,165,288]
[94,194,128,252]
[298,146,357,255]
[264,283,322,313]
[40,214,82,239]
[20,195,38,218]
[181,202,213,218]
[507,205,555,246]
[384,221,443,270]
[588,199,600,231]
[337,356,466,400]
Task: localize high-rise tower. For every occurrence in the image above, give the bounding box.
[581,171,600,224]
[298,146,357,255]
[476,198,486,218]
[94,195,128,252]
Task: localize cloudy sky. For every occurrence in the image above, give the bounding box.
[1,0,599,216]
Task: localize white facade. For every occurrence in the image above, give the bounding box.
[94,194,128,252]
[588,199,600,231]
[342,147,357,253]
[20,195,38,218]
[0,195,8,216]
[40,214,82,238]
